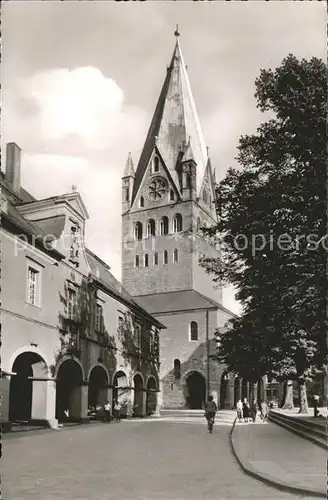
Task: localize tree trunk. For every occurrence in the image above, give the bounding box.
[282,380,294,409]
[298,380,309,414]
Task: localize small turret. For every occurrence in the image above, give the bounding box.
[180,138,197,201]
[122,152,135,213]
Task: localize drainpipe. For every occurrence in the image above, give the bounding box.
[206,309,210,399]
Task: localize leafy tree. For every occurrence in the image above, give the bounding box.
[202,55,327,413]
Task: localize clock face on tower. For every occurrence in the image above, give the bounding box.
[147,177,167,201]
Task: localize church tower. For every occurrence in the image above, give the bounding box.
[121,29,236,410]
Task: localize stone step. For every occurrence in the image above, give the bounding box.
[160,409,206,418]
[269,411,327,450]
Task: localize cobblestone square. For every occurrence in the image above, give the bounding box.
[2,420,318,500]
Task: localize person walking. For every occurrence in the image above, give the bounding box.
[114,400,121,422]
[250,399,258,422]
[103,401,111,423]
[236,400,243,423]
[260,400,269,422]
[242,399,250,423]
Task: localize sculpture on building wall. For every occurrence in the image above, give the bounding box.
[70,225,80,262]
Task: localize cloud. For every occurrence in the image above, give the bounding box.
[11,67,125,149]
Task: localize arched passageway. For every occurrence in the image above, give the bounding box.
[88,366,108,409]
[56,359,83,422]
[220,373,229,409]
[146,377,157,415]
[9,352,48,423]
[185,372,206,409]
[234,377,241,406]
[241,379,248,400]
[133,374,144,417]
[113,371,128,406]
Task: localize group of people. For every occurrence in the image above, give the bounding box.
[236,398,269,423]
[103,400,122,423]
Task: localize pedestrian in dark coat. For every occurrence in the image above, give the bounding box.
[242,399,250,422]
[250,399,258,422]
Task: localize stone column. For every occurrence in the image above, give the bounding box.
[30,377,58,428]
[141,390,147,417]
[0,374,12,431]
[70,382,89,422]
[246,382,250,402]
[154,391,161,416]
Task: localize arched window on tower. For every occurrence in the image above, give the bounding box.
[163,250,168,265]
[146,219,156,238]
[170,189,175,201]
[134,222,143,241]
[144,253,149,267]
[160,216,169,235]
[174,359,181,380]
[153,252,158,266]
[135,255,139,268]
[172,214,183,233]
[124,188,129,202]
[190,321,198,342]
[153,156,159,173]
[173,249,178,263]
[139,196,144,208]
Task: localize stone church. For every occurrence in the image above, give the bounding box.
[121,31,237,410]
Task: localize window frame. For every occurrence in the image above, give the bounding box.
[67,286,77,320]
[160,216,169,235]
[189,321,199,342]
[172,214,183,233]
[153,156,160,173]
[26,264,41,307]
[95,302,104,334]
[134,222,143,241]
[146,219,156,238]
[174,359,181,380]
[25,257,44,309]
[163,250,168,265]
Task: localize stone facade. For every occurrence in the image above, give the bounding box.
[1,143,162,431]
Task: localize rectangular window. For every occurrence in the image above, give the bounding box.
[67,288,77,319]
[118,315,124,335]
[27,266,40,306]
[135,324,141,349]
[95,304,103,332]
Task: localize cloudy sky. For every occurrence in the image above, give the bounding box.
[2,1,326,314]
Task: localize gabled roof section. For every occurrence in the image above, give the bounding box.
[1,199,64,260]
[18,191,89,221]
[134,289,238,317]
[132,33,208,202]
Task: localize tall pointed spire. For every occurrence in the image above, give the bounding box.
[123,152,135,177]
[132,30,208,202]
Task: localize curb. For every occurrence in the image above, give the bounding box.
[229,418,326,499]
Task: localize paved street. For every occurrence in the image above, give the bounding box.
[2,417,318,500]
